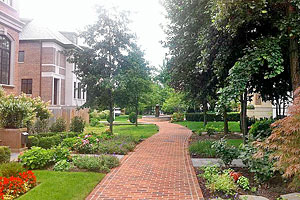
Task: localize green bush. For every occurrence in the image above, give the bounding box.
[106,115,114,124]
[53,160,73,172]
[185,112,240,122]
[239,143,275,182]
[212,138,240,166]
[61,137,80,149]
[171,112,184,122]
[73,155,119,173]
[0,146,11,164]
[200,165,237,195]
[249,119,274,140]
[0,162,25,177]
[237,176,250,190]
[90,118,101,127]
[30,119,49,134]
[70,116,85,133]
[38,136,57,149]
[128,112,137,124]
[19,147,53,169]
[189,140,216,157]
[50,118,67,132]
[28,136,39,148]
[52,146,71,162]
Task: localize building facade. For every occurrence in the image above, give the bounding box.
[0,0,23,94]
[18,19,86,108]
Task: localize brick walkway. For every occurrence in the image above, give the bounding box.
[86,122,203,200]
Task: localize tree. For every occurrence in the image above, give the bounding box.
[116,46,152,126]
[161,91,186,114]
[68,7,134,133]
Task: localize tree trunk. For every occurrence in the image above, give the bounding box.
[288,3,300,94]
[135,98,139,127]
[223,109,229,134]
[203,100,208,126]
[109,90,114,133]
[240,91,248,142]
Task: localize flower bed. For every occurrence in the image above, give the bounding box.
[0,171,36,200]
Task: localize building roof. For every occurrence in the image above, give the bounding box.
[20,19,77,48]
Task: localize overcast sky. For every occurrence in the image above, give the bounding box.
[19,0,167,68]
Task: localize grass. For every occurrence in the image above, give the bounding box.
[84,124,158,140]
[114,115,142,123]
[175,121,241,133]
[18,170,104,200]
[189,139,244,157]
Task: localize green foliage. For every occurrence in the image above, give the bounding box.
[61,137,80,149]
[212,138,240,166]
[171,112,184,122]
[70,116,86,133]
[237,176,250,190]
[38,136,60,149]
[90,118,101,127]
[0,146,11,164]
[52,146,71,162]
[19,147,54,169]
[0,162,25,178]
[128,112,137,124]
[200,165,237,195]
[189,140,217,157]
[161,92,186,114]
[28,136,39,148]
[185,112,240,122]
[53,160,73,172]
[239,143,274,182]
[206,127,217,137]
[73,155,119,173]
[249,119,274,140]
[49,118,67,133]
[30,119,49,134]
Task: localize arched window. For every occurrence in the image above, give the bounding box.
[0,36,10,85]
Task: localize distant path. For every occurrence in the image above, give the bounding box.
[86,121,203,200]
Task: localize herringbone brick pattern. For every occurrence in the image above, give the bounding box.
[86,121,203,200]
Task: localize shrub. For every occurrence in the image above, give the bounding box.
[19,147,53,169]
[189,140,216,157]
[38,136,57,149]
[53,160,73,172]
[206,127,217,137]
[28,136,39,148]
[0,162,25,178]
[128,112,137,124]
[73,155,119,173]
[249,119,274,140]
[171,112,184,122]
[0,146,11,164]
[49,117,67,132]
[212,138,240,166]
[106,115,114,124]
[240,143,275,183]
[90,118,101,127]
[237,176,250,190]
[185,112,240,122]
[70,116,85,133]
[61,137,80,149]
[30,119,49,134]
[200,165,237,195]
[52,146,71,162]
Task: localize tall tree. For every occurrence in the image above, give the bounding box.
[116,46,152,126]
[68,6,134,133]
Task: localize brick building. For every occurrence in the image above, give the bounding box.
[18,19,86,108]
[0,0,23,94]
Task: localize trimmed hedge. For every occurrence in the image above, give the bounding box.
[185,112,240,122]
[28,132,80,149]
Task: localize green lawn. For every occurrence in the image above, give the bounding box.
[227,139,243,147]
[18,171,104,200]
[114,115,142,123]
[84,124,158,140]
[175,121,241,133]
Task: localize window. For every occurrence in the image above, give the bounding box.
[74,82,76,99]
[0,35,11,85]
[18,51,24,63]
[77,83,81,99]
[21,79,32,94]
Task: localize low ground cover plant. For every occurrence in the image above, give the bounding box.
[73,155,119,173]
[212,139,240,166]
[189,140,217,157]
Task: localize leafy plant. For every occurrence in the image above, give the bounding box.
[249,119,274,140]
[0,146,10,164]
[73,155,119,173]
[19,147,53,169]
[0,162,25,178]
[206,127,217,137]
[128,112,137,124]
[212,138,240,166]
[239,143,274,183]
[49,117,67,133]
[171,112,184,122]
[189,140,217,157]
[237,176,250,190]
[70,116,86,133]
[61,137,80,149]
[53,160,73,172]
[52,146,71,162]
